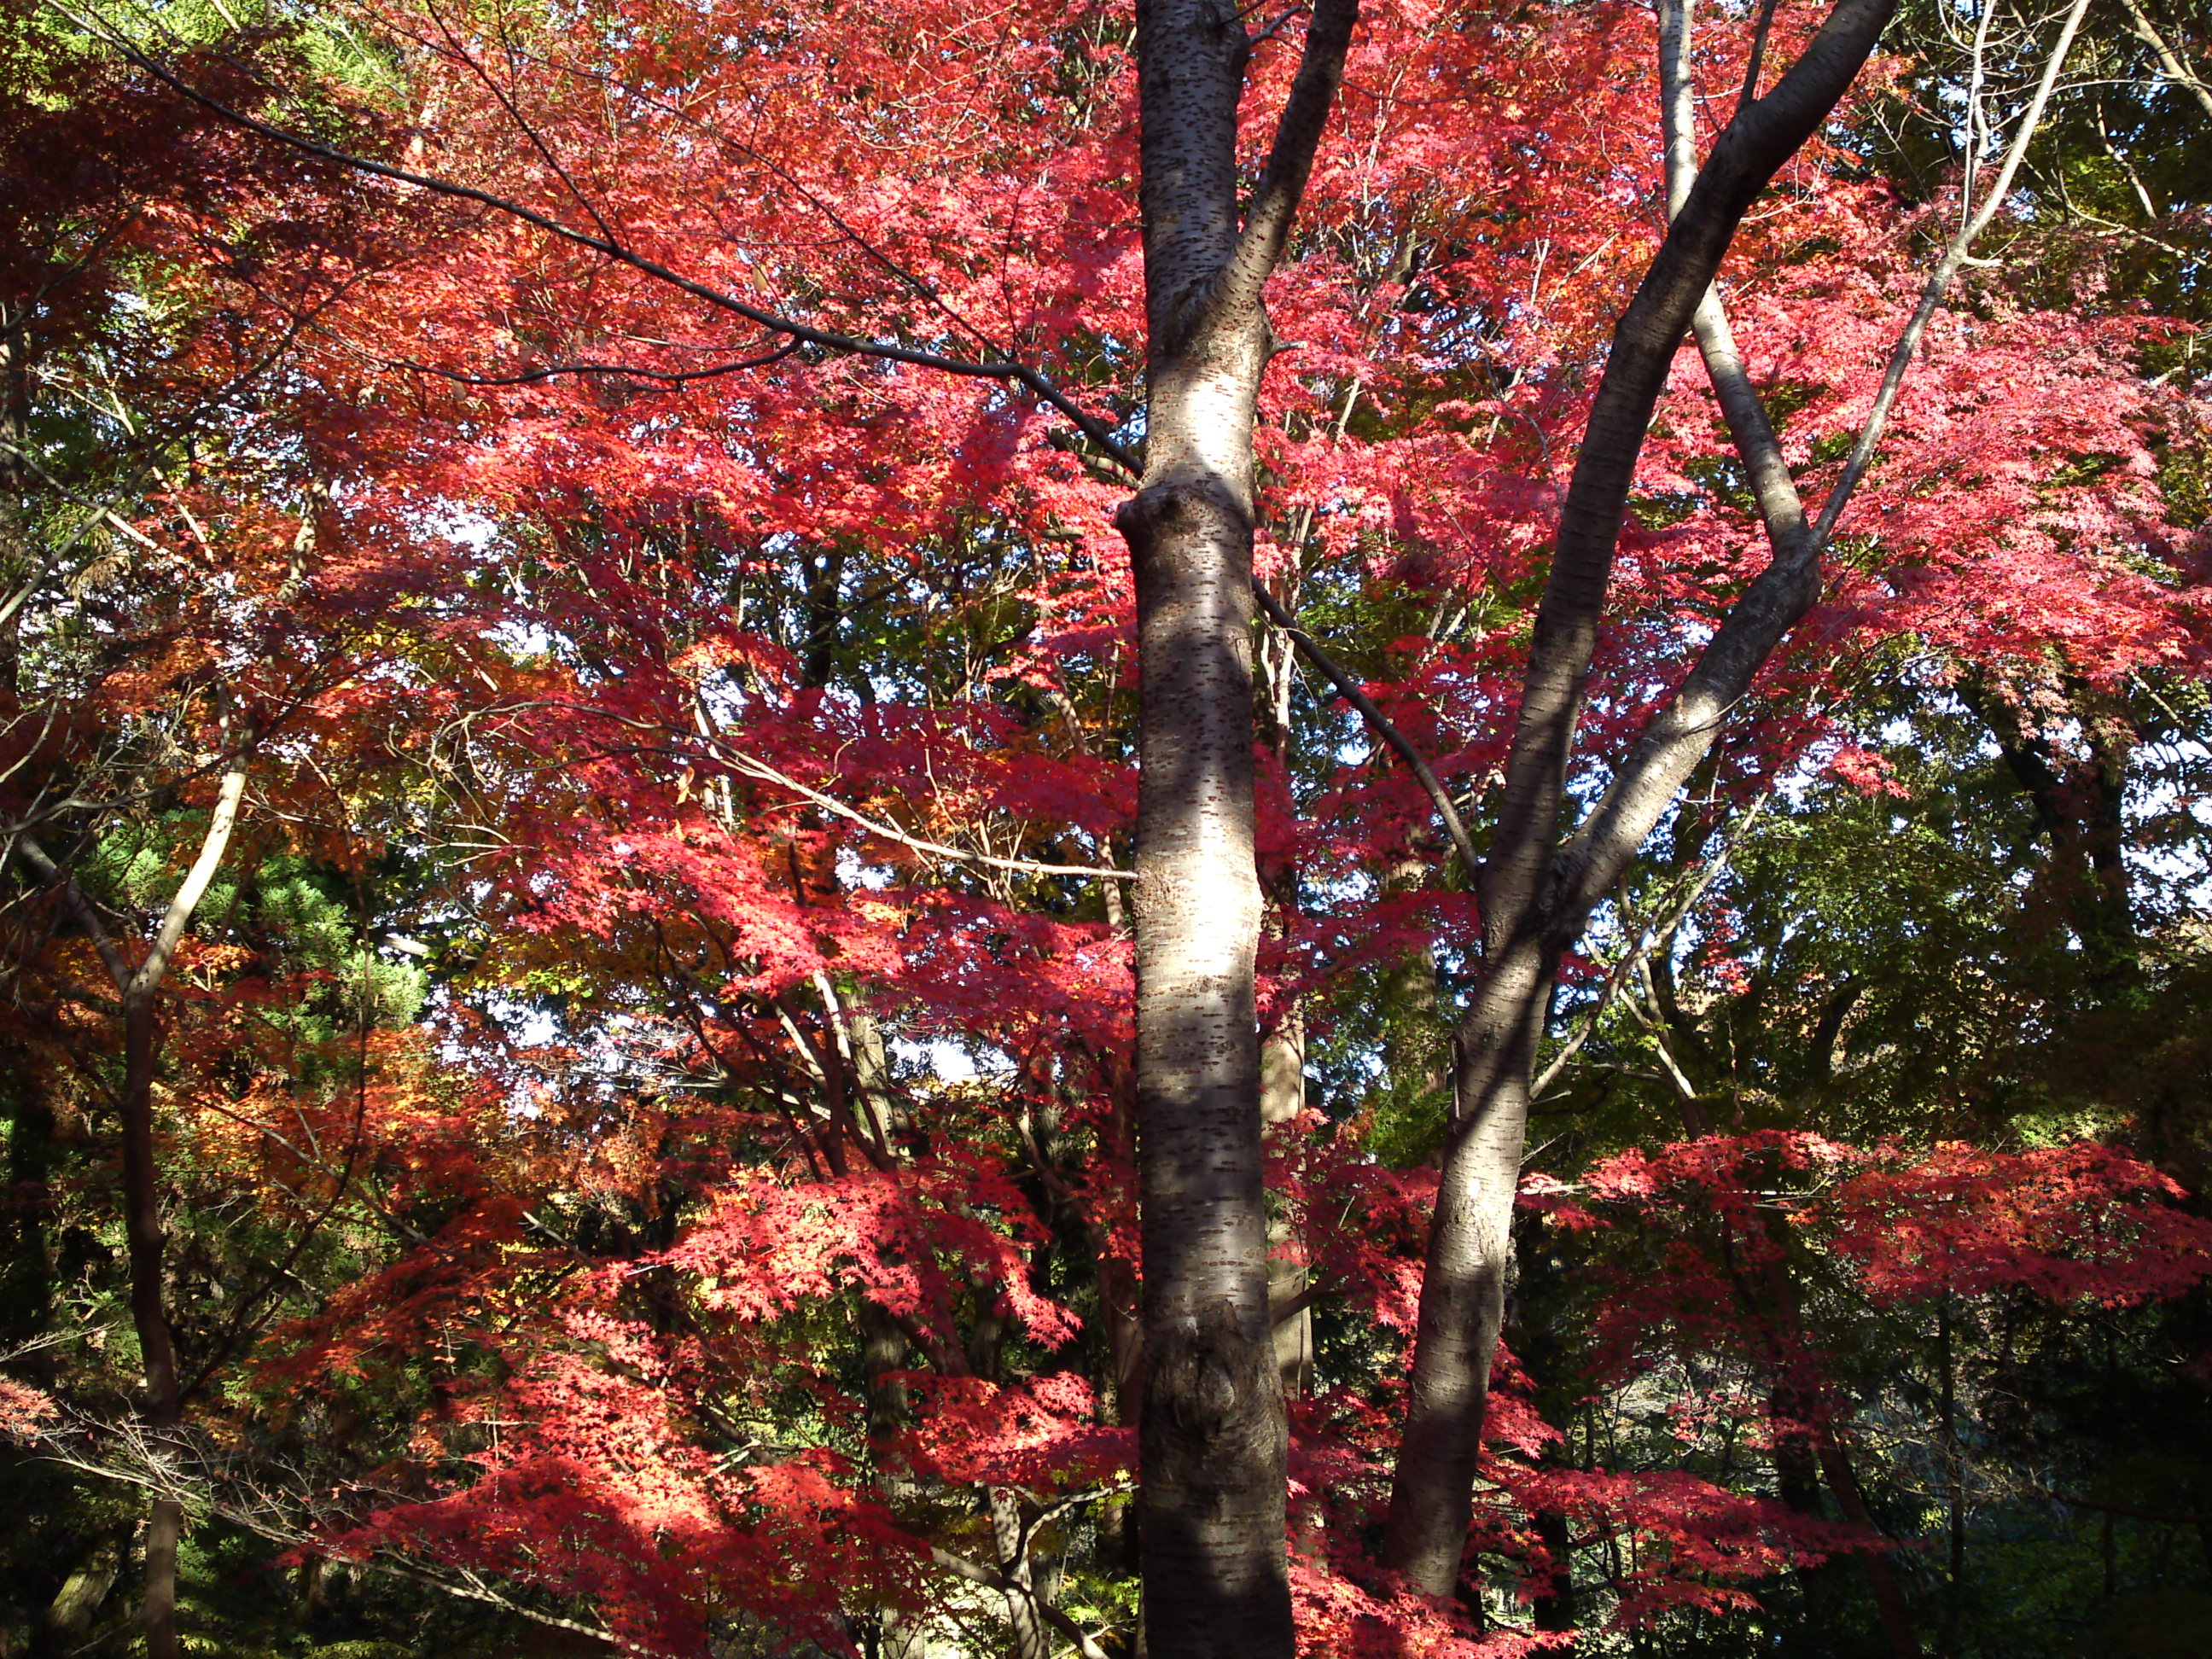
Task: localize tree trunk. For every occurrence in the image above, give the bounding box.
[1511,1212,1582,1644]
[1962,678,2140,983]
[1121,308,1288,1655]
[1262,1011,1312,1397]
[1119,1,1358,1650]
[35,1534,122,1656]
[859,1303,930,1659]
[991,1487,1055,1659]
[1378,940,1554,1592]
[0,302,31,698]
[21,765,248,1659]
[1530,1510,1576,1639]
[122,991,186,1659]
[1379,0,1897,1594]
[0,1055,55,1353]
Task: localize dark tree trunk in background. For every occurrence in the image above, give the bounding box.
[121,991,187,1659]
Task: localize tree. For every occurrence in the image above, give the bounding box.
[1379,0,1911,1591]
[6,0,2209,1653]
[0,15,446,1650]
[55,0,1374,1647]
[1115,2,1358,1650]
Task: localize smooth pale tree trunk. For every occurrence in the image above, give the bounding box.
[990,1487,1055,1659]
[1380,0,1898,1595]
[1118,2,1357,1651]
[1261,1013,1312,1396]
[22,765,249,1659]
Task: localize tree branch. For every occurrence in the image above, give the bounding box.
[23,1419,653,1655]
[368,341,800,387]
[1546,0,1821,922]
[1212,0,1362,323]
[2117,0,2212,125]
[1809,0,2095,547]
[1481,0,1896,959]
[1250,585,1480,877]
[129,765,248,1004]
[1549,0,2088,928]
[43,1,1142,479]
[1532,791,1764,1100]
[929,1545,1117,1659]
[696,736,1138,882]
[15,835,131,989]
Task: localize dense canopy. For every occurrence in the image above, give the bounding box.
[3,0,2210,1656]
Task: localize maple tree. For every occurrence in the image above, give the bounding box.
[3,0,2212,1655]
[0,12,419,1650]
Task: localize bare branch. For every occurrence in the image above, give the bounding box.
[1250,586,1481,877]
[22,1417,653,1654]
[462,696,1133,882]
[929,1544,1118,1659]
[129,765,247,1004]
[2118,0,2212,124]
[1533,793,1767,1099]
[368,341,800,387]
[15,835,131,989]
[1810,0,2096,547]
[701,736,1138,882]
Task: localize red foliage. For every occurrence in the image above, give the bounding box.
[12,0,2205,1648]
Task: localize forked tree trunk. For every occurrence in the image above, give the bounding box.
[1380,0,1898,1595]
[1119,2,1357,1650]
[22,765,248,1659]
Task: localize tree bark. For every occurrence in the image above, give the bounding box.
[1261,1011,1312,1398]
[1380,0,1896,1595]
[991,1487,1056,1659]
[20,765,248,1659]
[38,1535,123,1656]
[125,967,187,1659]
[1119,2,1358,1650]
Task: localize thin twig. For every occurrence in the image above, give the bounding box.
[1811,0,2096,548]
[1531,794,1764,1099]
[369,341,800,387]
[701,736,1138,882]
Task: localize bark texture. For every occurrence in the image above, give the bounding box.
[1119,1,1358,1650]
